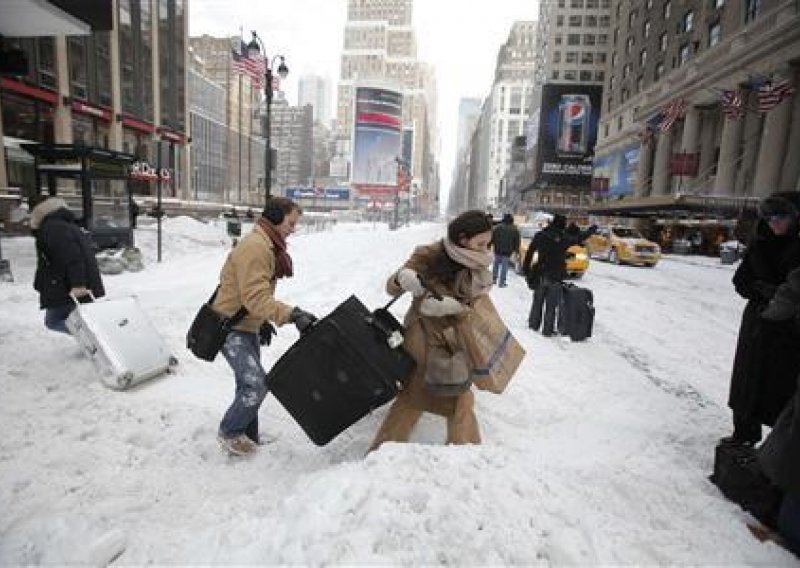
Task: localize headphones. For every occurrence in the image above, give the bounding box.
[262,202,285,225]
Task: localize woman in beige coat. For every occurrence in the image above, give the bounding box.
[368,210,494,451]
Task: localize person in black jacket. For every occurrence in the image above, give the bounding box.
[30,195,105,334]
[522,214,568,336]
[759,268,800,556]
[490,213,520,287]
[727,193,800,444]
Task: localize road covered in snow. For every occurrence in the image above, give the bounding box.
[0,217,795,565]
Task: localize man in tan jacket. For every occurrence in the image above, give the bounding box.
[213,197,317,456]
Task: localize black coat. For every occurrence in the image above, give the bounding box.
[34,208,105,309]
[728,220,800,426]
[523,225,568,283]
[491,222,521,256]
[759,375,800,496]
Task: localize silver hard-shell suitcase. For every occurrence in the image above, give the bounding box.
[66,296,178,390]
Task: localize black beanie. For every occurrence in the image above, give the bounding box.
[759,196,798,219]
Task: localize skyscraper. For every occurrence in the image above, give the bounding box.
[298,74,332,126]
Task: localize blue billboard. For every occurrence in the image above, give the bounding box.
[285,187,351,201]
[592,143,640,197]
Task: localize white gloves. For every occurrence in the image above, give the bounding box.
[396,268,426,297]
[420,295,464,317]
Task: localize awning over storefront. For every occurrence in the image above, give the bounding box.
[588,194,761,219]
[0,0,112,37]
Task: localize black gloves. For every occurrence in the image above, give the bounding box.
[290,307,318,333]
[259,322,276,346]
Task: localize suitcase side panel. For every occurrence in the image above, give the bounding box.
[560,286,594,341]
[67,298,175,390]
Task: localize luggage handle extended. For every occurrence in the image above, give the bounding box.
[70,291,97,305]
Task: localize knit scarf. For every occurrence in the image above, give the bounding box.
[257,217,293,278]
[442,238,494,299]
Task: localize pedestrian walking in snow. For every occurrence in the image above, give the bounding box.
[727,193,800,444]
[368,210,494,451]
[522,213,568,336]
[490,213,520,288]
[212,197,317,456]
[30,195,105,334]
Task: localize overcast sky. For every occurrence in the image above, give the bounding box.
[190,0,540,200]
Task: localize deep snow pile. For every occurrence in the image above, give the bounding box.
[0,217,795,565]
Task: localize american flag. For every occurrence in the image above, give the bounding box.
[231,38,265,89]
[757,79,796,112]
[720,89,745,120]
[658,98,687,132]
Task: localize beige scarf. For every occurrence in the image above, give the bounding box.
[442,238,494,299]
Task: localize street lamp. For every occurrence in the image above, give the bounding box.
[247,31,289,202]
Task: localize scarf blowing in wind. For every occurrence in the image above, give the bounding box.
[257,217,293,278]
[442,238,494,299]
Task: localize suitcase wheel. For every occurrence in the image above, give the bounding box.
[117,372,134,389]
[168,356,179,367]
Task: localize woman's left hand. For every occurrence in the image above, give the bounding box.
[420,295,464,317]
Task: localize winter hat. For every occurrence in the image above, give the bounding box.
[551,214,567,230]
[502,213,513,224]
[758,195,798,220]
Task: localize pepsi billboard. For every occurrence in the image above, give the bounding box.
[536,83,602,187]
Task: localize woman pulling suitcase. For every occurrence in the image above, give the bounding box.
[368,210,495,451]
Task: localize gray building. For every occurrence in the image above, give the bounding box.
[298,74,332,127]
[189,69,227,202]
[596,0,800,203]
[271,96,314,191]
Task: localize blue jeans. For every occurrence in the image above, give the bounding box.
[219,331,268,441]
[492,254,510,286]
[45,305,75,334]
[779,493,800,557]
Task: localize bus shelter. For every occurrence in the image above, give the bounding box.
[22,144,137,249]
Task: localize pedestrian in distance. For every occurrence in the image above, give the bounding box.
[212,196,318,456]
[490,213,520,288]
[727,192,800,445]
[522,213,569,337]
[30,194,105,334]
[368,210,495,451]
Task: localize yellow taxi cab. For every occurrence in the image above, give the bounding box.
[514,225,590,278]
[585,225,661,267]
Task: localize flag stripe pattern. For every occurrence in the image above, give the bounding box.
[721,90,745,120]
[658,98,686,132]
[231,39,266,89]
[757,79,796,112]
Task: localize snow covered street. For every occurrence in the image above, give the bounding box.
[0,217,796,565]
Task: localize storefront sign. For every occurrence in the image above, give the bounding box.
[71,101,111,121]
[131,161,171,182]
[285,187,351,201]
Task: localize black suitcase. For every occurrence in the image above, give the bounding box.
[558,282,594,341]
[709,439,783,528]
[267,295,416,446]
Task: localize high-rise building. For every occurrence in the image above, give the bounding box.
[456,98,481,155]
[595,0,800,203]
[189,58,227,203]
[1,0,189,197]
[270,96,314,191]
[298,74,332,127]
[336,0,439,215]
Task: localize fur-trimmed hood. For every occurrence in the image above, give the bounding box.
[30,197,70,230]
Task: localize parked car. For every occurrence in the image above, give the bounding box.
[514,224,590,278]
[585,225,661,267]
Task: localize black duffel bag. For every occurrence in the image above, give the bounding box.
[186,287,247,362]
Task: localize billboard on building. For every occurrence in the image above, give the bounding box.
[351,86,403,198]
[285,187,350,201]
[536,83,602,187]
[592,143,640,197]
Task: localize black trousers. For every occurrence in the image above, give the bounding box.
[529,277,562,335]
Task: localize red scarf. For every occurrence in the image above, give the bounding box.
[257,217,293,278]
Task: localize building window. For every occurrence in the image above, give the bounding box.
[628,10,637,29]
[570,0,584,7]
[623,63,632,78]
[611,52,617,67]
[600,15,611,27]
[584,34,596,46]
[36,37,57,90]
[556,15,564,27]
[713,0,725,7]
[581,52,594,64]
[601,0,610,7]
[568,34,581,46]
[646,0,653,8]
[637,76,644,92]
[598,34,608,45]
[617,115,623,129]
[555,34,563,45]
[679,43,690,65]
[660,32,668,51]
[709,22,721,46]
[745,0,760,23]
[586,0,599,8]
[609,75,615,91]
[558,0,565,7]
[510,87,522,114]
[585,15,598,27]
[682,11,694,32]
[654,62,665,80]
[580,70,593,82]
[643,20,651,38]
[564,70,577,80]
[553,51,562,63]
[664,1,672,19]
[68,36,89,99]
[566,52,578,63]
[626,37,635,54]
[639,49,647,67]
[596,70,605,82]
[552,70,560,79]
[597,52,607,64]
[569,15,582,27]
[613,28,619,44]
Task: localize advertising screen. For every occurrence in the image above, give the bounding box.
[592,143,640,197]
[351,86,403,195]
[537,83,602,187]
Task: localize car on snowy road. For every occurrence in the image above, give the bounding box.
[514,224,590,278]
[585,225,661,267]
